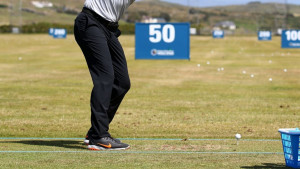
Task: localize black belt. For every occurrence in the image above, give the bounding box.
[82,7,119,32]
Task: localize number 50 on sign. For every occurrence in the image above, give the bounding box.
[135,23,190,60]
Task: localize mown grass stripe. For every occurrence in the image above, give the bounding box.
[0,151,284,154]
[0,137,281,142]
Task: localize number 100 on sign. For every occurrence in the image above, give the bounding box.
[135,23,190,60]
[282,30,300,48]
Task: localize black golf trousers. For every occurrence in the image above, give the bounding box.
[74,11,130,139]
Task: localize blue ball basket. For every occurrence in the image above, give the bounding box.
[278,128,300,168]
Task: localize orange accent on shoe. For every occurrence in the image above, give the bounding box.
[88,147,99,151]
[98,143,112,148]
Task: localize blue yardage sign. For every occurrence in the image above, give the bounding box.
[213,30,224,39]
[258,31,272,41]
[49,28,67,39]
[282,30,300,48]
[135,23,190,60]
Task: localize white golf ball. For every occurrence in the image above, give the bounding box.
[250,74,254,78]
[197,64,201,67]
[206,61,210,65]
[242,71,247,74]
[269,78,273,82]
[217,68,221,72]
[235,133,241,139]
[220,67,224,71]
[18,57,22,61]
[283,69,287,72]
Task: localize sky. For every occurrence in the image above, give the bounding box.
[159,0,300,7]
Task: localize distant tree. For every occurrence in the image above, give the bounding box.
[203,14,209,22]
[152,12,171,22]
[287,14,300,29]
[139,11,148,16]
[127,11,142,23]
[159,12,171,22]
[189,8,197,15]
[0,4,8,8]
[248,1,261,5]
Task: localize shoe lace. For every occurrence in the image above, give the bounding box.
[106,136,117,143]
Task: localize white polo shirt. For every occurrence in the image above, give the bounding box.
[84,0,135,22]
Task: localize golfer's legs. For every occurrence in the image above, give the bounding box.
[85,35,130,137]
[106,35,131,123]
[74,19,113,138]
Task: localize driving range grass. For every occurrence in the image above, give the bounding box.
[0,138,284,169]
[0,34,299,168]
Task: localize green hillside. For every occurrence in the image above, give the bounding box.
[1,0,300,34]
[208,2,300,14]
